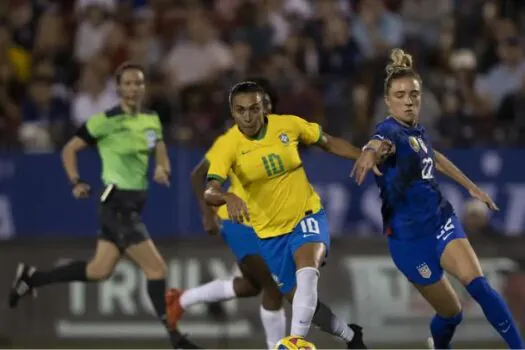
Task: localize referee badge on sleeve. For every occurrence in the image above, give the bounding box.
[146,130,157,149]
[416,263,432,279]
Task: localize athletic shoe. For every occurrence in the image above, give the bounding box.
[8,263,37,308]
[166,288,185,330]
[346,324,367,349]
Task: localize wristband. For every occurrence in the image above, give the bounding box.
[361,145,376,153]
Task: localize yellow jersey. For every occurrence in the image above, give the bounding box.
[207,114,323,239]
[204,135,248,222]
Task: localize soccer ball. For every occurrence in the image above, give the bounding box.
[274,336,317,350]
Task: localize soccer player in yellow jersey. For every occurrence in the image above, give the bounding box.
[167,80,285,349]
[204,81,383,348]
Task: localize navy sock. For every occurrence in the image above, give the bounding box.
[430,311,463,349]
[466,276,525,349]
[29,261,88,287]
[147,279,167,325]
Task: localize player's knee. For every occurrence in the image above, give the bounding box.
[86,262,115,281]
[234,277,261,297]
[294,243,325,270]
[142,260,168,280]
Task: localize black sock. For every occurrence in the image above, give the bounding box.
[147,279,167,324]
[29,261,88,287]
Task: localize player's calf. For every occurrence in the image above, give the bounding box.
[312,301,367,349]
[466,277,525,349]
[430,311,463,349]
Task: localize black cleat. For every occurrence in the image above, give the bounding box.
[8,263,37,308]
[347,324,367,349]
[169,330,202,349]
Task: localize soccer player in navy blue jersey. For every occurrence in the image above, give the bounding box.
[351,48,525,349]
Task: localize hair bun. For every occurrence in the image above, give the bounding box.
[385,48,413,75]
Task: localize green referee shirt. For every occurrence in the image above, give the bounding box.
[77,105,163,190]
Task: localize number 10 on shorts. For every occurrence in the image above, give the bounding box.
[300,217,320,236]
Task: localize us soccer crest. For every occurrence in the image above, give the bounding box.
[417,137,428,154]
[416,263,432,279]
[279,132,289,144]
[408,136,420,152]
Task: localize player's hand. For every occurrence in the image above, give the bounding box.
[72,182,90,199]
[225,193,250,223]
[202,210,220,236]
[351,149,377,185]
[154,166,170,187]
[469,187,499,211]
[377,139,395,162]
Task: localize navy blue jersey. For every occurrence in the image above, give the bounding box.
[372,117,454,240]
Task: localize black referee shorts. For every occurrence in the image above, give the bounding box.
[97,187,150,252]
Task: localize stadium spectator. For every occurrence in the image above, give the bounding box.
[74,1,114,64]
[351,0,404,60]
[163,9,233,91]
[71,63,118,128]
[497,73,525,145]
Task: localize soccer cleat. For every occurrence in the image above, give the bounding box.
[8,263,37,308]
[165,288,185,330]
[346,324,367,349]
[169,330,202,349]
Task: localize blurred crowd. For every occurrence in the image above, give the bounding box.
[1,0,525,151]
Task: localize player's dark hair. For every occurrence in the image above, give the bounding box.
[228,81,266,106]
[384,48,422,95]
[115,61,146,84]
[244,77,279,113]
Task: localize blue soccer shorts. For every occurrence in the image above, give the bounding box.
[388,214,467,286]
[257,209,330,294]
[221,220,260,261]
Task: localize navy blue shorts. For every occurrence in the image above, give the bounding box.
[258,209,330,294]
[220,220,260,261]
[388,214,466,285]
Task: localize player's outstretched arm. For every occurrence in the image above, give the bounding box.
[204,180,250,223]
[315,133,361,160]
[434,150,499,210]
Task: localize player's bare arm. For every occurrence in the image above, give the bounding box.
[191,159,220,235]
[316,133,389,176]
[62,136,90,198]
[153,140,171,187]
[434,150,498,210]
[204,180,249,223]
[315,133,361,159]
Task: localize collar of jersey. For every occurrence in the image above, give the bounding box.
[107,104,145,117]
[245,117,268,141]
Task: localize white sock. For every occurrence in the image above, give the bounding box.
[312,301,354,342]
[180,278,236,310]
[260,306,286,349]
[291,267,319,337]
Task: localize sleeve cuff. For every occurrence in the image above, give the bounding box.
[314,124,324,145]
[207,174,226,184]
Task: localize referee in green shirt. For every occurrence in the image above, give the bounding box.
[8,62,200,349]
